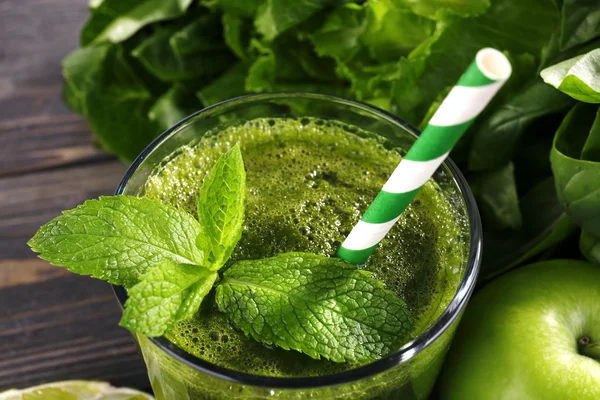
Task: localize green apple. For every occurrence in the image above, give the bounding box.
[439,260,600,400]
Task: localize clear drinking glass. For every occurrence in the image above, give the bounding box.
[114,93,482,400]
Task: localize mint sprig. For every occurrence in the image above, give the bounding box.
[28,145,246,336]
[28,144,415,363]
[216,252,415,363]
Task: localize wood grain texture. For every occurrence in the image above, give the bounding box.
[0,0,111,177]
[0,161,127,259]
[0,0,150,392]
[0,259,69,288]
[0,275,148,391]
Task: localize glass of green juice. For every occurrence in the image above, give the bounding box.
[113,92,481,400]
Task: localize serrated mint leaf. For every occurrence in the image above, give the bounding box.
[120,261,218,336]
[175,270,221,322]
[28,196,205,287]
[215,252,414,363]
[197,145,246,269]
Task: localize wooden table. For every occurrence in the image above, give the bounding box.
[0,2,150,391]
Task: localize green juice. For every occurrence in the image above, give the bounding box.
[141,117,468,380]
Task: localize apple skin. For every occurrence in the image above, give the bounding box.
[439,260,600,400]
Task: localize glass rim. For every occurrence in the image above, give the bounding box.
[113,92,482,389]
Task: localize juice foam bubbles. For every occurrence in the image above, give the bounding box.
[142,117,468,377]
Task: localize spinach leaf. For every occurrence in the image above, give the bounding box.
[470,163,522,231]
[246,36,340,93]
[559,0,600,52]
[255,0,337,41]
[551,103,600,264]
[468,81,574,171]
[581,231,600,263]
[170,14,226,55]
[480,177,576,280]
[133,26,236,82]
[81,0,193,45]
[393,0,560,123]
[222,13,251,60]
[62,45,111,115]
[541,49,600,103]
[85,46,162,162]
[197,62,249,106]
[310,3,366,62]
[401,0,490,20]
[149,85,203,132]
[202,0,264,18]
[361,1,434,63]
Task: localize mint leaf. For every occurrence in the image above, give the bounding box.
[197,145,246,269]
[120,261,217,336]
[215,252,414,363]
[28,196,205,287]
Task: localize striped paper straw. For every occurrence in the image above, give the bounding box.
[338,48,512,265]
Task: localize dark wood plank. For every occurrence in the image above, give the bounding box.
[0,258,70,288]
[0,1,88,81]
[0,0,109,176]
[0,161,128,259]
[0,0,151,392]
[0,273,149,391]
[0,112,113,178]
[0,158,150,391]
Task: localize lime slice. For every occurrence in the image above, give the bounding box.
[0,381,153,400]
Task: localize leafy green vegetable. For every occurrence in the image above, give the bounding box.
[471,163,522,231]
[202,0,264,18]
[480,177,576,280]
[362,1,434,63]
[559,0,600,52]
[541,49,600,103]
[84,46,163,162]
[81,0,193,45]
[393,0,560,122]
[222,13,251,60]
[170,14,226,55]
[468,82,574,171]
[255,0,334,41]
[401,0,490,20]
[62,0,600,276]
[133,26,235,82]
[551,103,600,263]
[62,45,110,115]
[215,252,414,363]
[28,196,205,287]
[149,85,203,132]
[309,3,365,61]
[121,261,218,336]
[197,62,249,106]
[196,145,246,269]
[580,231,600,263]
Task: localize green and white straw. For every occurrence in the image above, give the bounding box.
[338,48,512,265]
